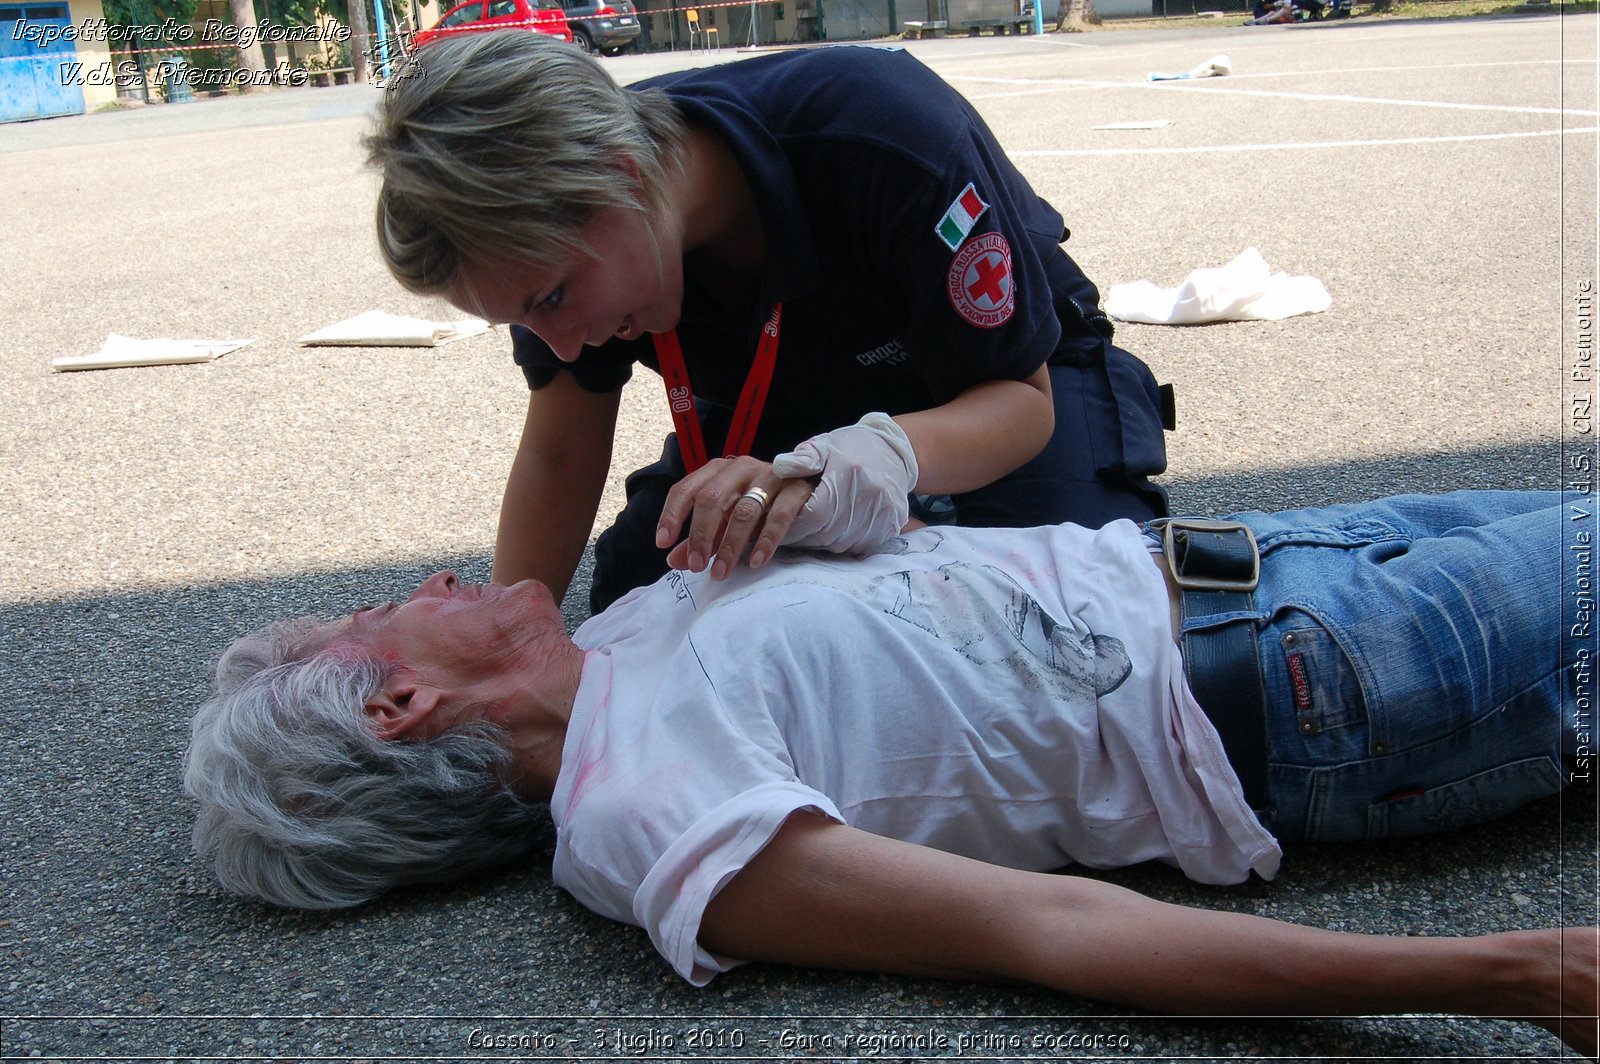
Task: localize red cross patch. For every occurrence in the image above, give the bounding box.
[947,231,1014,328]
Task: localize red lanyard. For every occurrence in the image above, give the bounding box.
[651,304,782,473]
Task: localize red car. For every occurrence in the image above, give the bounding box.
[412,0,574,47]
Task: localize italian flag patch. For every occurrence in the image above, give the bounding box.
[936,183,989,252]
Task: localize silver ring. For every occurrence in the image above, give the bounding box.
[739,486,771,513]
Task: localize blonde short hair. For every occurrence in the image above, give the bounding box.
[366,31,688,294]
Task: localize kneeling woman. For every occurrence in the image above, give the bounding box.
[366,33,1172,612]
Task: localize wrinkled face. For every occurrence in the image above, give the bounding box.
[450,203,685,362]
[341,571,561,726]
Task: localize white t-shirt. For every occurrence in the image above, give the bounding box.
[551,520,1281,985]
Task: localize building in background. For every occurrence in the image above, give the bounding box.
[0,0,117,122]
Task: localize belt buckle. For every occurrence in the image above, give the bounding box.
[1160,518,1261,592]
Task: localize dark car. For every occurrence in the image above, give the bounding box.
[558,0,641,55]
[412,0,574,48]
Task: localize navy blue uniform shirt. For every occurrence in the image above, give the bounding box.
[512,45,1116,457]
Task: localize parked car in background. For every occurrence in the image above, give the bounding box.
[558,0,641,54]
[412,0,574,48]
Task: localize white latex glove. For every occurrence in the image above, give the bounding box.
[771,412,920,555]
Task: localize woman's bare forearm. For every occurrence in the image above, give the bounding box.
[1010,875,1529,1018]
[893,365,1053,495]
[492,380,620,599]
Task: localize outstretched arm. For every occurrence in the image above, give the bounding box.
[699,815,1597,1057]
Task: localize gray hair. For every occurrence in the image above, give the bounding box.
[365,31,689,296]
[184,616,542,909]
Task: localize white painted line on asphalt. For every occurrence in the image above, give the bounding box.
[1142,80,1599,116]
[956,73,1599,115]
[1010,125,1599,156]
[1017,35,1096,46]
[1218,58,1596,81]
[967,84,1106,99]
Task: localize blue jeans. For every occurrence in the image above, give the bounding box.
[1165,491,1591,843]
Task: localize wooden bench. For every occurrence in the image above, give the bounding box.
[305,66,354,87]
[962,15,1032,33]
[901,19,948,36]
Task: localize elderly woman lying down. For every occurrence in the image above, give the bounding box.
[186,490,1597,1055]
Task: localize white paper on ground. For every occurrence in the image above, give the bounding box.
[1104,247,1332,325]
[51,335,254,372]
[298,310,491,347]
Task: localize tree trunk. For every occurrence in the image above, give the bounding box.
[349,0,371,83]
[229,0,267,77]
[1054,0,1098,29]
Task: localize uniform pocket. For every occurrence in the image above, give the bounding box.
[1093,342,1169,481]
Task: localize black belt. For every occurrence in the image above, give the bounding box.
[1158,518,1271,811]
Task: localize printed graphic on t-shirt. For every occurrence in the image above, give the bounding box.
[867,561,1131,702]
[769,531,945,568]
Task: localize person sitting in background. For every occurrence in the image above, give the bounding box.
[1246,0,1296,23]
[1246,0,1330,22]
[185,489,1595,1055]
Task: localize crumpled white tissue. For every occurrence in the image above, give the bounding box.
[1104,247,1332,325]
[1148,53,1232,81]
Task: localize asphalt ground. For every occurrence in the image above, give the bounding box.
[2,12,1597,1061]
